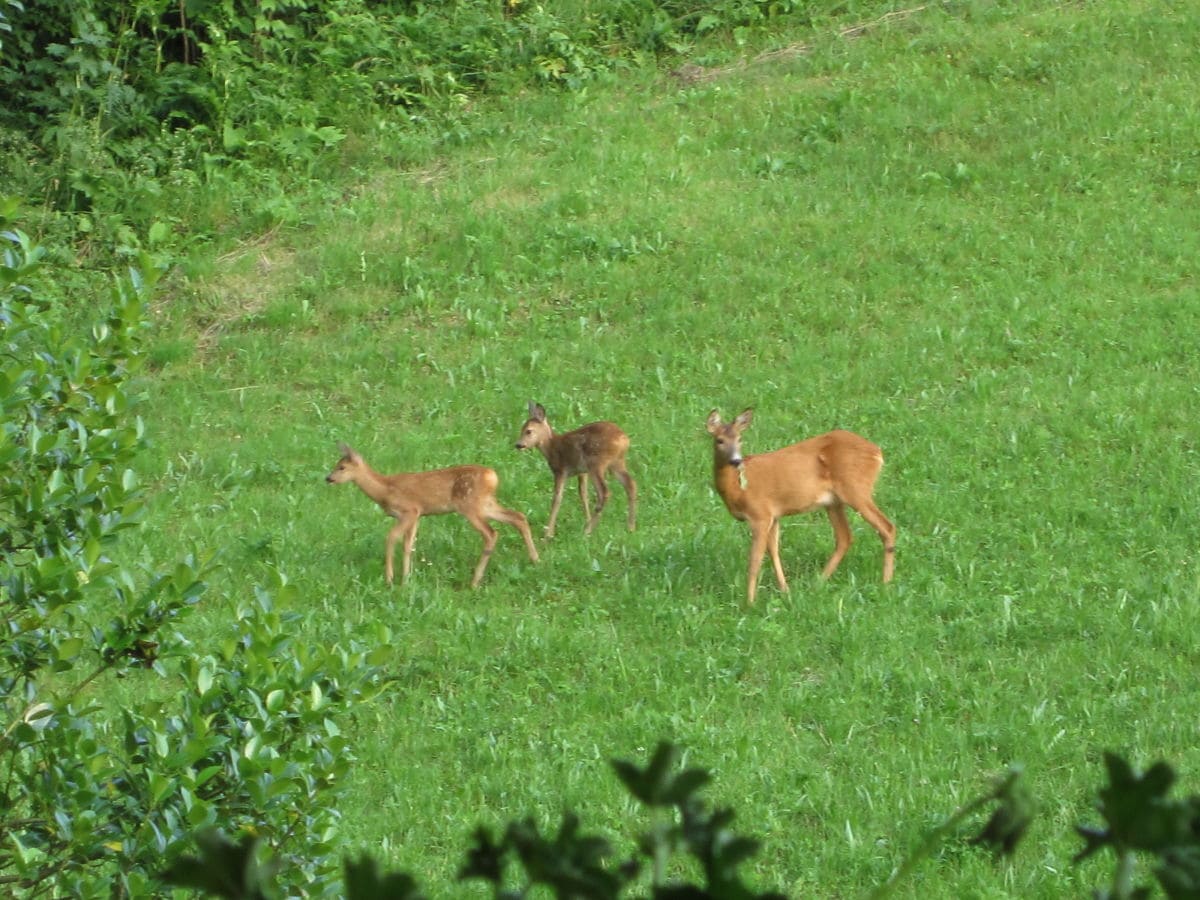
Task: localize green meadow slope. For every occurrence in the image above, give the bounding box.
[136,1,1200,895]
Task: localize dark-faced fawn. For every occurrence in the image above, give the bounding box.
[326,443,539,588]
[705,409,895,604]
[514,402,637,538]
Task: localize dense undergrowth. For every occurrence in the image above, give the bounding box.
[0,0,880,265]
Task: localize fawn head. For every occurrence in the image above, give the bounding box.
[706,409,753,467]
[326,443,364,484]
[515,402,552,451]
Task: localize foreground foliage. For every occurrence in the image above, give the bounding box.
[163,743,1200,899]
[0,211,388,896]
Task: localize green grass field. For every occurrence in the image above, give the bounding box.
[134,1,1200,895]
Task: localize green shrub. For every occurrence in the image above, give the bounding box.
[0,204,389,896]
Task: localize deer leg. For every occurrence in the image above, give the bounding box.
[613,461,637,531]
[545,473,568,538]
[487,503,540,564]
[746,520,771,605]
[385,514,416,585]
[401,516,420,582]
[822,502,853,580]
[852,499,896,583]
[767,517,788,593]
[577,474,591,523]
[463,512,499,588]
[384,522,402,585]
[584,469,610,534]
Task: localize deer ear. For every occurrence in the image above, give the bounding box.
[337,443,359,461]
[733,408,754,431]
[530,402,547,422]
[705,410,723,434]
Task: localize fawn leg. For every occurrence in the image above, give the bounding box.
[613,461,637,531]
[385,512,418,585]
[545,472,568,538]
[488,504,540,564]
[464,512,499,588]
[577,474,591,523]
[584,469,610,534]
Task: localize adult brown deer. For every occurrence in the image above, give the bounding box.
[514,402,637,538]
[705,409,895,604]
[326,443,539,588]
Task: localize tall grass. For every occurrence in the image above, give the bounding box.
[135,1,1200,895]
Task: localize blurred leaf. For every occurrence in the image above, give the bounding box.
[1077,753,1191,862]
[459,826,506,885]
[1157,843,1200,899]
[612,740,692,807]
[970,768,1035,857]
[344,855,424,900]
[159,830,273,899]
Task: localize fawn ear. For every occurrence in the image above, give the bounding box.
[705,410,723,434]
[733,408,754,431]
[337,442,358,461]
[529,402,546,422]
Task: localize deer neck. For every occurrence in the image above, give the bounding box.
[713,454,748,501]
[538,429,559,463]
[352,465,394,507]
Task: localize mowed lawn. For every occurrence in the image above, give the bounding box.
[135,1,1200,896]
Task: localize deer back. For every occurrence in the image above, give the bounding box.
[721,431,882,519]
[814,430,884,496]
[379,465,499,516]
[548,422,629,475]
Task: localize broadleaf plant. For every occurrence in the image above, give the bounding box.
[0,205,389,897]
